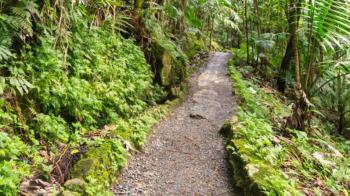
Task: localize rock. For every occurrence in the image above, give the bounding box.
[64,178,86,192]
[246,164,259,176]
[219,120,232,138]
[69,140,128,192]
[70,159,94,177]
[189,113,206,119]
[248,87,257,94]
[231,116,238,124]
[20,178,60,196]
[312,152,336,168]
[161,52,172,86]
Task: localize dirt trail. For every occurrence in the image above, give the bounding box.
[113,52,237,195]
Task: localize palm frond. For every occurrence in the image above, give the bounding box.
[302,0,350,52]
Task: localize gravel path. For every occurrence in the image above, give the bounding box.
[113,52,238,195]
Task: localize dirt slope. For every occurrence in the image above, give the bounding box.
[113,52,238,195]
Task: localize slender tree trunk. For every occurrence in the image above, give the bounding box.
[253,0,261,67]
[179,0,187,50]
[277,0,301,93]
[304,0,315,91]
[289,1,301,93]
[244,0,250,63]
[133,0,143,22]
[226,28,229,48]
[338,111,345,134]
[291,28,301,100]
[304,40,316,91]
[133,0,144,45]
[209,15,214,50]
[337,73,345,134]
[253,0,262,37]
[179,0,187,37]
[288,0,310,131]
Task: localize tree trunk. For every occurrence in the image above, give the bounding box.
[290,1,301,98]
[253,0,261,67]
[277,0,301,93]
[132,0,144,45]
[209,15,214,50]
[337,74,345,134]
[179,0,187,50]
[253,0,262,37]
[277,37,293,92]
[133,0,143,22]
[244,0,250,64]
[289,0,310,131]
[179,0,187,37]
[338,111,345,135]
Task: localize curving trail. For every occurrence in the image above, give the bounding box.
[113,52,238,195]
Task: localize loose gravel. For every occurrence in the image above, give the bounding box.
[113,52,238,195]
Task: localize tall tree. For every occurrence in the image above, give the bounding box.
[277,0,301,92]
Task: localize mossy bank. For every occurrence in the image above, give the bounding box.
[0,2,207,195]
[227,58,350,195]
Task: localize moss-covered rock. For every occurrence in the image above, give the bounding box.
[64,178,86,193]
[154,43,186,89]
[227,141,265,196]
[69,139,128,192]
[161,52,173,86]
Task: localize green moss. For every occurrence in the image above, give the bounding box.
[70,139,127,189]
[144,13,188,89]
[64,178,86,193]
[160,52,173,86]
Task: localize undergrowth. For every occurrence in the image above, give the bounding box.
[0,1,210,194]
[228,59,350,195]
[0,6,169,195]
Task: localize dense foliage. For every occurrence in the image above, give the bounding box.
[224,1,350,194]
[233,0,350,135]
[1,0,349,195]
[228,61,349,195]
[0,0,234,195]
[0,2,164,194]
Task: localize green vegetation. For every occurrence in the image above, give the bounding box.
[234,0,350,135]
[1,6,162,192]
[1,0,349,195]
[0,0,234,195]
[225,1,350,194]
[67,101,179,195]
[228,60,350,195]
